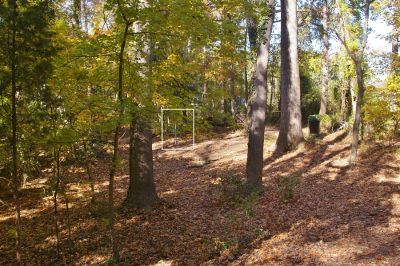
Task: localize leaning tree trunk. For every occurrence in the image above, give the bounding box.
[246,0,275,187]
[106,15,131,262]
[319,0,329,115]
[276,0,304,152]
[346,0,371,165]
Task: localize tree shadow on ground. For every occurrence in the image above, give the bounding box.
[1,131,399,265]
[227,141,400,265]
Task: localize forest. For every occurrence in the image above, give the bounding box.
[0,0,399,265]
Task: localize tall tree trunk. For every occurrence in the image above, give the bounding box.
[268,74,275,119]
[349,77,357,118]
[72,0,81,30]
[10,0,21,262]
[202,81,208,102]
[53,148,61,257]
[125,118,159,208]
[340,81,347,123]
[319,0,329,115]
[125,1,159,208]
[244,27,249,108]
[391,25,399,72]
[64,191,72,244]
[349,63,365,164]
[230,72,236,116]
[276,0,304,152]
[342,0,372,165]
[83,143,95,203]
[202,46,208,102]
[107,16,131,262]
[246,0,275,187]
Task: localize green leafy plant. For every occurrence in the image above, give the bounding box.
[277,174,300,202]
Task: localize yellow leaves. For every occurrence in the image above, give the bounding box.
[76,110,92,128]
[364,76,400,139]
[387,75,400,93]
[166,54,180,65]
[153,92,168,106]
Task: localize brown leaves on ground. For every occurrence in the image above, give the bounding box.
[0,128,400,265]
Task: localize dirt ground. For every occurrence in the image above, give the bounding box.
[1,128,400,265]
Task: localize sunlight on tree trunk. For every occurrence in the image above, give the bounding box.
[320,0,329,116]
[276,0,304,152]
[246,0,275,187]
[125,0,159,209]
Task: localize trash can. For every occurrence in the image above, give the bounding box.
[308,115,320,135]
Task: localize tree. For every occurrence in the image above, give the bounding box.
[320,0,330,115]
[124,0,159,209]
[106,0,133,260]
[246,0,275,187]
[276,0,304,152]
[333,0,374,164]
[9,0,21,261]
[0,0,56,262]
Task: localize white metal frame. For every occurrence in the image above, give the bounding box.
[161,108,195,151]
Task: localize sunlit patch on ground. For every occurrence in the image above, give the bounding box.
[1,128,400,265]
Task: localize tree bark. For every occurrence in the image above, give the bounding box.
[230,72,236,116]
[391,24,399,72]
[64,191,72,244]
[334,0,372,165]
[107,11,131,261]
[319,0,329,115]
[52,148,61,257]
[276,0,304,152]
[83,143,95,203]
[125,0,159,209]
[349,63,365,164]
[340,81,348,123]
[244,27,249,107]
[268,74,275,119]
[10,0,21,262]
[125,118,159,208]
[246,0,275,187]
[350,77,357,118]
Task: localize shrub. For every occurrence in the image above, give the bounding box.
[277,174,300,202]
[364,76,400,140]
[319,114,332,133]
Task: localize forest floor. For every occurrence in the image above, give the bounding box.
[1,127,400,265]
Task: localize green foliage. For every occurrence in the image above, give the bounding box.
[300,51,322,120]
[213,238,230,252]
[319,114,333,133]
[217,174,261,219]
[0,0,58,184]
[364,75,400,140]
[277,174,300,202]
